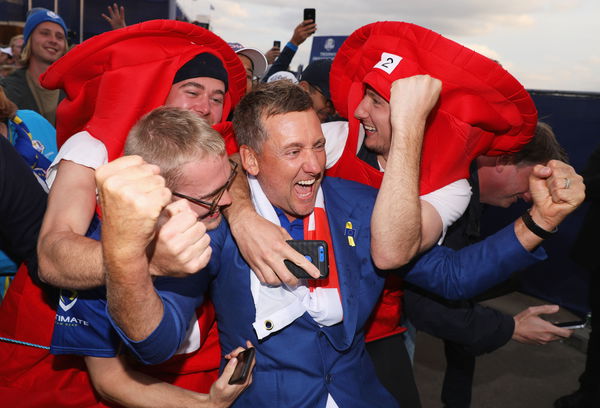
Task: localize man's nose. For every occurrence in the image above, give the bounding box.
[302,149,322,174]
[192,95,211,116]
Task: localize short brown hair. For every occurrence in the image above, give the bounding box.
[511,121,568,165]
[233,80,313,151]
[125,107,225,189]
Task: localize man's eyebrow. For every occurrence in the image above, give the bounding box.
[282,142,305,150]
[179,81,225,96]
[179,81,205,90]
[365,85,385,98]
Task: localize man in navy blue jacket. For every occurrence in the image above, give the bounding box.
[97,80,584,407]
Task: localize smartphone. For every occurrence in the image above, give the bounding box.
[555,320,587,329]
[303,8,316,23]
[273,40,281,48]
[228,347,255,385]
[284,240,329,279]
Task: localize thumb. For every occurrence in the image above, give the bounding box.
[221,355,238,378]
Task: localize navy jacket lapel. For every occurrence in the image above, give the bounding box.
[321,178,371,350]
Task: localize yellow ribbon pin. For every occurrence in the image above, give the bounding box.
[345,221,356,247]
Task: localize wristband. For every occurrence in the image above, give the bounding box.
[521,210,557,239]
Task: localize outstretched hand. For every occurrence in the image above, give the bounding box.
[264,47,281,65]
[210,341,255,408]
[512,305,572,345]
[102,3,126,30]
[291,20,317,46]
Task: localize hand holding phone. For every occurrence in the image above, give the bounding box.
[228,347,256,385]
[284,240,329,280]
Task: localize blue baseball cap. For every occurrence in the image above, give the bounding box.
[23,8,67,46]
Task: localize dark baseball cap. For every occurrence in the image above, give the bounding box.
[300,59,332,100]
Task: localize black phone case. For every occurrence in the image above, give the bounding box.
[228,347,255,385]
[284,240,329,280]
[303,8,316,22]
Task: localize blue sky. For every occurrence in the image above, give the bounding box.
[178,0,600,92]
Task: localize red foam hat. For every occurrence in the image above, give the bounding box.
[329,21,537,194]
[41,20,246,161]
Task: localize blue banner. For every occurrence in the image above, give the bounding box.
[309,35,347,62]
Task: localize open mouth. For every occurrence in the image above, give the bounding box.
[362,123,376,134]
[295,178,316,199]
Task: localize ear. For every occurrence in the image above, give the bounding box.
[298,81,310,93]
[239,145,259,176]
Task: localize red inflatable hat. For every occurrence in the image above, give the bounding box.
[329,21,537,194]
[41,20,246,161]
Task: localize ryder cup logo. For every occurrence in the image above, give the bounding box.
[324,38,335,52]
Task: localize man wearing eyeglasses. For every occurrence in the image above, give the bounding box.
[45,107,253,407]
[0,21,248,407]
[172,159,238,229]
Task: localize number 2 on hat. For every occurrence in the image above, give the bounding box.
[373,52,403,75]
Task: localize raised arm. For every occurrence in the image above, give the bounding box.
[38,159,212,290]
[371,75,442,269]
[262,20,316,81]
[402,160,585,299]
[37,160,104,288]
[98,156,170,340]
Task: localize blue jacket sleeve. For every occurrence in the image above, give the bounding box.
[262,42,297,82]
[107,277,206,364]
[402,223,547,300]
[108,223,226,365]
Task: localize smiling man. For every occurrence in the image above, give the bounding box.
[0,8,68,125]
[49,107,253,407]
[99,80,403,407]
[0,21,246,407]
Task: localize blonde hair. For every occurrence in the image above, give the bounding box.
[125,107,226,189]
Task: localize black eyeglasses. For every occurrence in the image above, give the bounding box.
[172,159,238,217]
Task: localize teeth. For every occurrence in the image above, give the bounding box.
[363,125,376,132]
[297,179,315,186]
